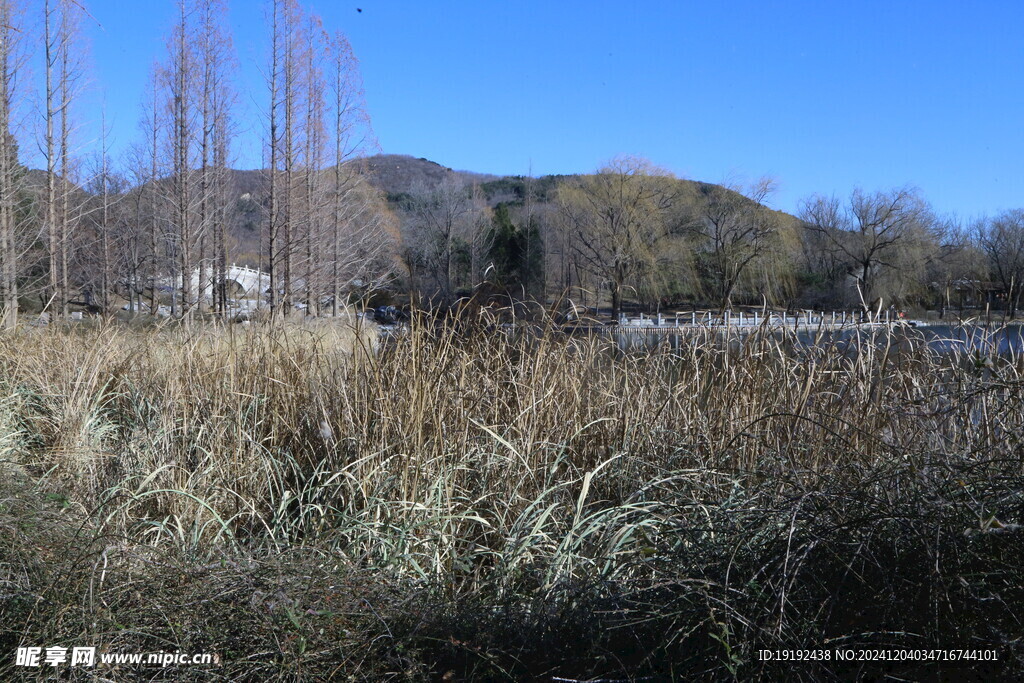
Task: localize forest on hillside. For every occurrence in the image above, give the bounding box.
[0,0,1022,328]
[384,155,1011,319]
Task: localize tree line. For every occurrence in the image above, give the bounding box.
[396,155,1024,320]
[0,0,399,328]
[0,2,1021,326]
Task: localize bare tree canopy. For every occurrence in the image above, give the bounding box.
[556,156,676,319]
[977,209,1024,317]
[690,177,783,310]
[800,187,936,312]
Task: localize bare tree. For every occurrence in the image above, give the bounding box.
[977,210,1024,318]
[322,30,394,313]
[117,141,156,315]
[0,0,24,328]
[142,73,167,315]
[42,0,84,318]
[194,0,234,315]
[800,187,934,313]
[405,174,475,304]
[299,13,327,315]
[265,0,307,316]
[556,156,676,319]
[466,182,492,288]
[264,0,281,312]
[147,0,235,319]
[690,177,782,310]
[157,0,200,317]
[264,1,387,317]
[76,112,121,314]
[918,217,982,316]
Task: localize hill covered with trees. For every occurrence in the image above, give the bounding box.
[360,154,1000,319]
[1,148,1015,322]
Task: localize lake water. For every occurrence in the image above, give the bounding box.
[609,323,1024,356]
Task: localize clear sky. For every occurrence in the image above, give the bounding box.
[33,0,1024,219]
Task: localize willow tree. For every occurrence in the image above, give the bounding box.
[691,178,783,310]
[800,187,935,312]
[556,156,676,319]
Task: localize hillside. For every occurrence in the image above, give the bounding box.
[22,156,804,283]
[46,154,798,225]
[356,156,801,224]
[353,154,497,201]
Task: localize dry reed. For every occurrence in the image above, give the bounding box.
[1,316,1022,679]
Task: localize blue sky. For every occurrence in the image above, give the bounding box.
[32,0,1024,218]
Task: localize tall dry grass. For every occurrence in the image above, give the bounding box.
[1,317,1023,679]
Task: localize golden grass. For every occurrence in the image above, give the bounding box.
[1,317,1023,679]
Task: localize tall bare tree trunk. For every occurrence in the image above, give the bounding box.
[99,111,111,314]
[44,0,60,316]
[148,80,160,315]
[266,0,305,318]
[0,1,17,329]
[213,118,229,316]
[302,16,326,317]
[58,14,71,318]
[266,0,282,315]
[171,0,193,319]
[331,109,342,317]
[41,0,80,319]
[281,6,295,316]
[196,0,234,317]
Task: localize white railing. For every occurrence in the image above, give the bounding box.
[617,309,905,329]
